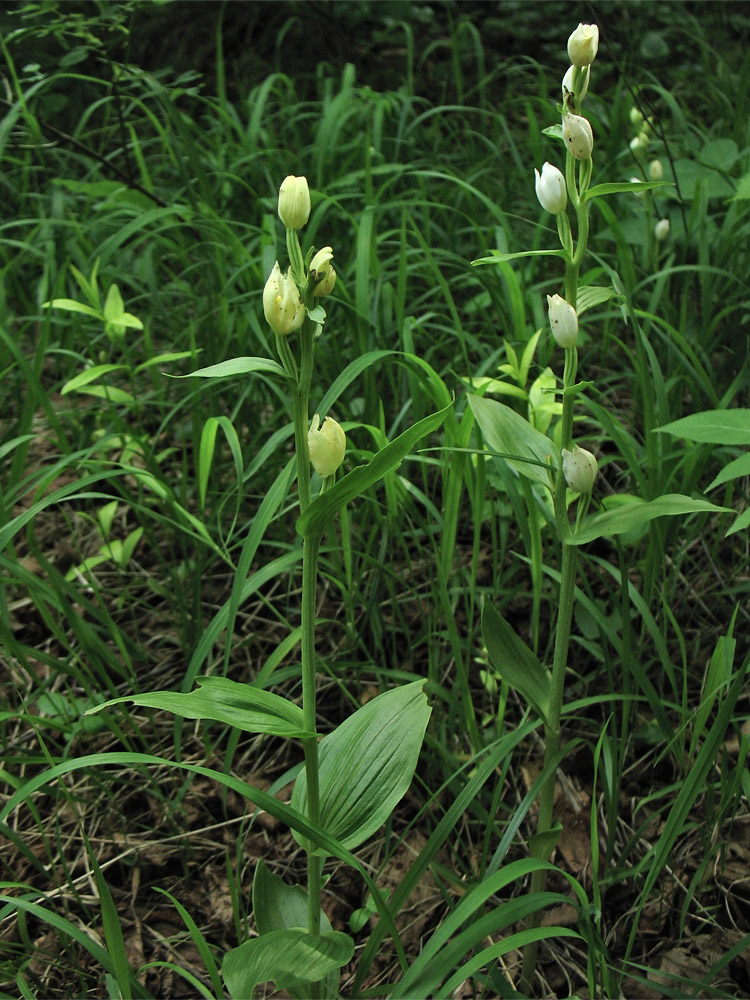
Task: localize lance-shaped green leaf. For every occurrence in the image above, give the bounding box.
[469,394,557,489]
[482,600,551,724]
[583,179,671,200]
[658,409,750,445]
[472,248,568,267]
[567,494,731,546]
[86,675,315,739]
[222,929,354,999]
[292,681,431,852]
[296,404,451,539]
[169,356,290,381]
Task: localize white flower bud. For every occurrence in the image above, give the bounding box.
[562,445,598,493]
[567,23,599,67]
[263,261,305,336]
[562,64,589,104]
[547,293,578,349]
[562,113,594,160]
[308,414,346,478]
[655,218,670,241]
[630,106,644,126]
[278,175,311,231]
[648,159,663,181]
[310,246,336,297]
[534,162,567,215]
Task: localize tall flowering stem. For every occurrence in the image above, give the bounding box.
[521,27,599,992]
[265,175,342,948]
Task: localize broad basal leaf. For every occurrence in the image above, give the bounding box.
[222,928,353,999]
[292,681,431,852]
[253,859,332,936]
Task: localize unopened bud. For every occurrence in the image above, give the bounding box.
[655,218,670,241]
[534,162,567,214]
[278,175,311,231]
[567,23,599,67]
[562,445,598,493]
[648,159,663,181]
[547,293,578,349]
[562,113,594,160]
[308,414,346,478]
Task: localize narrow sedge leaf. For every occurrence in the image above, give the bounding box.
[568,494,731,546]
[43,298,103,318]
[86,676,315,740]
[134,350,194,373]
[253,860,332,936]
[70,385,135,403]
[584,180,671,200]
[296,404,451,539]
[61,365,128,394]
[658,409,750,445]
[222,929,353,997]
[707,451,750,491]
[469,394,557,489]
[170,356,290,380]
[472,249,568,266]
[291,681,431,851]
[482,600,552,723]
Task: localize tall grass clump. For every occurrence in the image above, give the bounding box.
[1,2,750,998]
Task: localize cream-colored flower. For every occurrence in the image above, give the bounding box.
[534,162,567,215]
[263,261,305,336]
[547,293,578,349]
[562,113,594,160]
[310,246,337,297]
[562,445,598,493]
[308,414,346,478]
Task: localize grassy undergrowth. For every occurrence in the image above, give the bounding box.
[1,2,750,997]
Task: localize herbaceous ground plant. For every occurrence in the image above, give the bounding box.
[2,8,750,1000]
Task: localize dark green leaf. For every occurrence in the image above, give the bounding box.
[482,600,551,723]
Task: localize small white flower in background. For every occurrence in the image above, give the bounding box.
[562,64,589,104]
[562,112,594,159]
[562,445,598,493]
[547,293,578,349]
[630,131,650,155]
[310,246,337,297]
[308,414,346,478]
[263,261,306,336]
[534,162,567,214]
[630,106,644,126]
[648,159,663,181]
[655,218,670,241]
[567,23,599,66]
[278,175,311,231]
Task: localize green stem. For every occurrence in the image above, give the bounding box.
[301,529,323,936]
[521,152,588,993]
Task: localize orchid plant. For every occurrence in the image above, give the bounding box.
[468,21,729,992]
[89,175,449,998]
